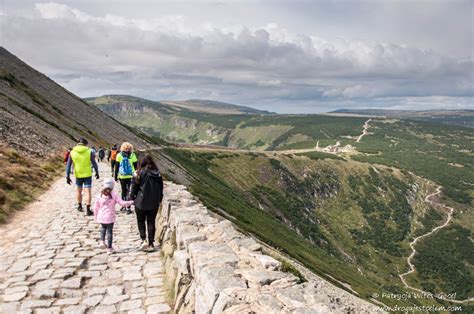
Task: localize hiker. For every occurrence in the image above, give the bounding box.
[98,147,105,162]
[91,146,97,157]
[66,138,100,216]
[114,142,138,214]
[64,148,71,164]
[64,148,74,174]
[105,148,111,162]
[129,155,164,252]
[93,178,134,254]
[110,144,118,176]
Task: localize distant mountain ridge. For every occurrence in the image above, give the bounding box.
[329,108,474,128]
[86,94,273,115]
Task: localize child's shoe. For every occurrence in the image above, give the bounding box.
[99,241,107,249]
[139,240,148,251]
[146,244,155,252]
[126,208,132,215]
[107,247,114,255]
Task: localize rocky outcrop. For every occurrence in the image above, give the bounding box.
[158,182,383,313]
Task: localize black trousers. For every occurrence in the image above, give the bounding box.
[135,208,158,245]
[111,160,116,173]
[119,178,132,208]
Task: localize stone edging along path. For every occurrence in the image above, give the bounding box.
[158,182,382,313]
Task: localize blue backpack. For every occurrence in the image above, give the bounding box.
[119,154,133,176]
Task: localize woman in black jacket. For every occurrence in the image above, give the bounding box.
[129,155,164,252]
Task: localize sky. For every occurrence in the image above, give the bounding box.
[0,0,473,113]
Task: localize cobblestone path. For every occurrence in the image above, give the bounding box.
[0,163,170,313]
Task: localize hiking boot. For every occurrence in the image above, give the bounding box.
[107,247,115,255]
[99,241,107,249]
[77,204,83,212]
[139,240,148,251]
[86,208,93,216]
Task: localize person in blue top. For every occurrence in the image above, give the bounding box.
[66,138,99,216]
[114,142,138,214]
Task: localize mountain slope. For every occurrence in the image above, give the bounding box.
[0,48,148,157]
[156,147,474,310]
[86,95,272,115]
[89,94,368,150]
[0,47,148,221]
[161,99,273,114]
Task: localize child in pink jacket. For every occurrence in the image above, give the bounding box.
[94,178,134,254]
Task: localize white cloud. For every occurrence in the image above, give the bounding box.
[35,2,91,22]
[0,1,472,112]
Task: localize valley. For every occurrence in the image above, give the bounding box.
[91,93,474,310]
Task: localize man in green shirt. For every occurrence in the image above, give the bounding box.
[66,138,99,216]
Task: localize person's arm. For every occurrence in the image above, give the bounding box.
[114,160,119,181]
[158,173,164,204]
[66,156,72,178]
[113,191,134,207]
[129,171,140,200]
[93,196,101,218]
[90,152,99,176]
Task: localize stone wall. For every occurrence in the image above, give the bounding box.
[158,182,382,313]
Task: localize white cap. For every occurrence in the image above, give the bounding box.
[103,178,114,190]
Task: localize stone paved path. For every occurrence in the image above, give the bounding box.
[0,162,170,313]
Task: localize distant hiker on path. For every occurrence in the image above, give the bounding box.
[66,138,100,216]
[93,178,134,254]
[64,148,71,164]
[129,155,164,252]
[105,148,111,162]
[98,147,105,162]
[110,144,118,175]
[114,142,138,214]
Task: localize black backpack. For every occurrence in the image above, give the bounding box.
[132,169,163,211]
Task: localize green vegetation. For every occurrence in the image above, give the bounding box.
[277,258,307,284]
[296,151,345,160]
[352,119,474,205]
[91,95,370,150]
[411,224,474,299]
[159,148,458,308]
[348,170,412,256]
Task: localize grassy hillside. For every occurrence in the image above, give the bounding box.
[90,95,368,149]
[0,145,63,223]
[352,119,473,204]
[156,147,473,309]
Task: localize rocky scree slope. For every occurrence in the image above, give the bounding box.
[0,47,147,157]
